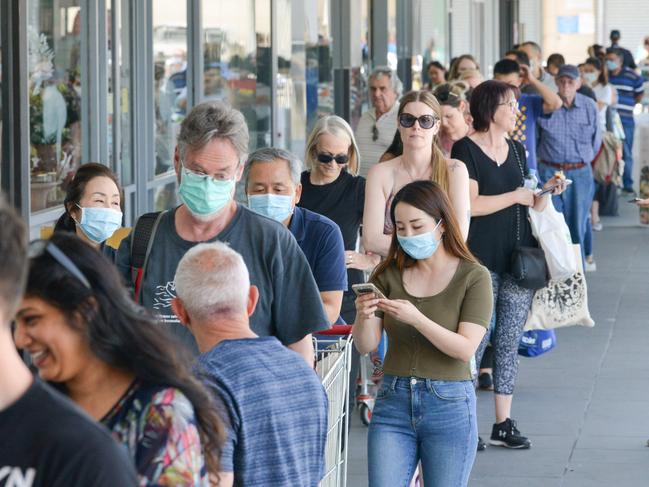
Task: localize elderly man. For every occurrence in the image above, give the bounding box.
[244,147,347,324]
[0,197,137,486]
[355,66,402,176]
[172,242,327,487]
[116,101,329,363]
[607,47,644,193]
[537,65,602,254]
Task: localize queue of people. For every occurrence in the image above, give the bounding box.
[2,31,646,487]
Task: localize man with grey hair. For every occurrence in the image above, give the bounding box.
[244,147,347,323]
[172,242,327,487]
[355,66,402,176]
[116,101,329,363]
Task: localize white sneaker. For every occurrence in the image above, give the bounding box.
[585,256,597,272]
[592,221,603,231]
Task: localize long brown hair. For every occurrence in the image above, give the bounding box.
[398,90,449,192]
[371,180,478,280]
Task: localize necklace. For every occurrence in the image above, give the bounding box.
[473,135,508,165]
[400,159,431,182]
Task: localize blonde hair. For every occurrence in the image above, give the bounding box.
[304,115,361,176]
[398,90,449,193]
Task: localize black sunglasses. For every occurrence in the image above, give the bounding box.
[317,152,350,165]
[398,113,437,129]
[28,240,92,289]
[371,124,379,141]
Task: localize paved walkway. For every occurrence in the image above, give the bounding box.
[346,199,649,486]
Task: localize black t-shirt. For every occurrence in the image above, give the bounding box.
[0,379,137,487]
[299,170,366,288]
[451,137,537,275]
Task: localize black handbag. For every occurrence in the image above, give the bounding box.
[508,141,550,290]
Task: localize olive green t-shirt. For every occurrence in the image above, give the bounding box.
[371,259,493,381]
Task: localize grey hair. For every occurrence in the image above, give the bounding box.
[369,66,403,96]
[174,242,250,322]
[243,147,304,189]
[177,100,250,165]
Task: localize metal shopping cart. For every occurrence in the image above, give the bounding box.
[313,325,353,487]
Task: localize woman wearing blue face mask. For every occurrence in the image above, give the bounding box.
[54,163,124,261]
[354,180,493,487]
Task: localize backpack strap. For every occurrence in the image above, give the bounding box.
[130,211,166,303]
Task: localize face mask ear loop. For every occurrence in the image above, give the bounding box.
[71,203,83,226]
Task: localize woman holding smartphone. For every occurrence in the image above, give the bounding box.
[354,180,493,487]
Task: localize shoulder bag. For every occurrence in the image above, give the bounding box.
[509,141,550,291]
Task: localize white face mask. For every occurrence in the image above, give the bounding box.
[583,72,598,85]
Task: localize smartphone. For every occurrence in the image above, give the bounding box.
[537,179,573,197]
[628,197,641,203]
[352,283,386,300]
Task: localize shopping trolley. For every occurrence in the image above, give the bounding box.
[313,325,353,487]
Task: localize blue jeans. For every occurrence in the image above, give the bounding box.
[367,375,477,487]
[621,117,635,190]
[538,163,594,260]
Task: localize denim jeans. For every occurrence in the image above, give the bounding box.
[538,163,594,260]
[367,375,477,487]
[621,117,635,190]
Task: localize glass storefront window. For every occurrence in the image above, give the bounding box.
[202,0,271,151]
[387,0,397,70]
[305,0,333,132]
[28,1,82,213]
[152,0,187,177]
[276,0,307,156]
[107,0,133,187]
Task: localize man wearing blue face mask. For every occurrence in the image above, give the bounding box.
[606,47,645,194]
[244,147,347,325]
[116,102,330,364]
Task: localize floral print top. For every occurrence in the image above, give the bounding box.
[101,380,208,486]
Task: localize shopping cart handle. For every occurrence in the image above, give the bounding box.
[315,325,353,336]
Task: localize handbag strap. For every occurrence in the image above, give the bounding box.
[509,139,525,245]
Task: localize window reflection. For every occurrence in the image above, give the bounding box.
[305,0,333,132]
[28,2,82,212]
[153,1,187,176]
[202,0,271,150]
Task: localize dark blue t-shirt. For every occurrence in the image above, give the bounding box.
[511,93,544,172]
[196,337,327,487]
[288,206,348,293]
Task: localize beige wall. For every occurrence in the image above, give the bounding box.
[542,0,595,64]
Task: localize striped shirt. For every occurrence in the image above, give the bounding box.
[538,93,601,164]
[609,67,644,119]
[197,337,328,487]
[355,103,399,177]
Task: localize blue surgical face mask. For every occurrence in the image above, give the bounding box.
[397,220,443,260]
[247,193,294,222]
[606,60,619,72]
[75,205,123,243]
[583,72,598,85]
[178,166,236,218]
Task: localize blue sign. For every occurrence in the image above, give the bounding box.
[557,16,579,34]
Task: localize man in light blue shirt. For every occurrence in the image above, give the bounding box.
[537,64,601,256]
[173,242,328,487]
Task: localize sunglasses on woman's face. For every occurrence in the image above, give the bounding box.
[317,152,349,165]
[398,113,437,129]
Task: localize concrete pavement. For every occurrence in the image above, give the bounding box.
[346,198,649,487]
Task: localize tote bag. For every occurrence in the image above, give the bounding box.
[524,245,595,331]
[529,201,577,280]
